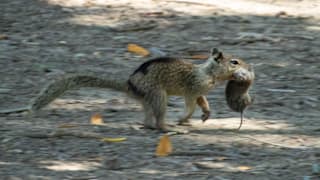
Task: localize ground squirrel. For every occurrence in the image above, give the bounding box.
[1,48,254,132]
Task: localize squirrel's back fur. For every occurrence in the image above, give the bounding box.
[128,57,205,97]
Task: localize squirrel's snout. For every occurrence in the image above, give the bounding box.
[233,68,254,81]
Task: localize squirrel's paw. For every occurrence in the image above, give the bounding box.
[201,110,211,122]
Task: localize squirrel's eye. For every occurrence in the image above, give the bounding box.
[230,59,239,65]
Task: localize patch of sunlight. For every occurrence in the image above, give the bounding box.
[0,161,20,165]
[65,14,117,27]
[192,117,297,131]
[39,160,101,171]
[46,0,320,27]
[184,117,320,149]
[46,0,93,7]
[46,0,320,17]
[170,0,320,16]
[139,169,161,174]
[306,26,320,31]
[48,98,107,110]
[187,131,320,149]
[45,0,163,9]
[194,162,251,172]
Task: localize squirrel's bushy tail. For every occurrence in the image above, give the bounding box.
[30,74,128,111]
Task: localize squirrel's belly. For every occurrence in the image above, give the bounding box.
[166,87,185,96]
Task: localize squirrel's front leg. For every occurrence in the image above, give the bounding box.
[196,96,211,122]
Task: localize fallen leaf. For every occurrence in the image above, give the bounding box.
[190,54,209,60]
[58,124,78,128]
[237,165,252,171]
[90,113,104,125]
[0,34,8,40]
[156,135,172,157]
[127,44,150,57]
[101,137,127,142]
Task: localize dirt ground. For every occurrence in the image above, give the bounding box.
[1,0,320,179]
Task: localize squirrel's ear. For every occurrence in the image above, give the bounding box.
[210,48,223,63]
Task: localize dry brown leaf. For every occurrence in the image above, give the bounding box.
[101,137,127,143]
[90,113,104,125]
[127,44,150,57]
[156,135,172,157]
[0,34,8,40]
[190,54,209,60]
[237,165,252,171]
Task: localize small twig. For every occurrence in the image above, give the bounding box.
[111,24,157,32]
[0,107,30,114]
[266,88,296,93]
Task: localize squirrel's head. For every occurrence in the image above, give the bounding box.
[207,48,251,81]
